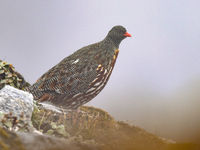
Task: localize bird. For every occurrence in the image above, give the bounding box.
[27,25,131,109]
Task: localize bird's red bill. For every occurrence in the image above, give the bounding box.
[123,32,132,37]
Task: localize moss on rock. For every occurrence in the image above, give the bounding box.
[0,127,26,150]
[0,60,30,90]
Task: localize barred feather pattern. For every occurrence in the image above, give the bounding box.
[27,42,119,109]
[26,25,129,109]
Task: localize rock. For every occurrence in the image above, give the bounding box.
[0,127,26,150]
[0,85,33,120]
[18,132,101,150]
[0,126,101,150]
[0,60,183,150]
[0,84,182,150]
[0,60,30,90]
[1,126,200,150]
[0,85,34,131]
[32,105,169,150]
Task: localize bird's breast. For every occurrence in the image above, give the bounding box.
[65,49,119,109]
[84,49,119,96]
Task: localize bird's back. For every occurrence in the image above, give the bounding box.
[27,41,118,109]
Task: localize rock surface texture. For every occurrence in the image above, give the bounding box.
[0,85,33,121]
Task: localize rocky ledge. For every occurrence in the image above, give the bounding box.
[0,60,199,150]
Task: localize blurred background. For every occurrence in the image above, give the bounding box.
[1,0,200,143]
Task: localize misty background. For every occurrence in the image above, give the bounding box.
[1,0,200,142]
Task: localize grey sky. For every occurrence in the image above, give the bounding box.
[1,0,200,142]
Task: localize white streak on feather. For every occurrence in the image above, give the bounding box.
[86,87,96,93]
[96,82,105,91]
[55,89,61,94]
[72,93,82,98]
[104,69,107,74]
[94,82,101,86]
[72,59,79,64]
[91,78,98,83]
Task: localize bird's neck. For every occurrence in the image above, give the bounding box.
[104,35,121,49]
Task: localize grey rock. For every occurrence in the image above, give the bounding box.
[0,85,33,121]
[18,132,101,150]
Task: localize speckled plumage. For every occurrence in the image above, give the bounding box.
[27,25,131,109]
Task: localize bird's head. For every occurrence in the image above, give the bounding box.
[106,25,131,48]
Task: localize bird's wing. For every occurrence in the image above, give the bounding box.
[32,57,97,98]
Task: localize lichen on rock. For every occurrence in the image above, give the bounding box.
[0,60,30,90]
